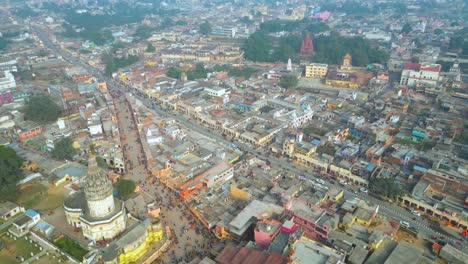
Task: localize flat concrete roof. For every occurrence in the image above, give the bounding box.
[384,241,423,264]
[291,237,345,264]
[229,200,283,236]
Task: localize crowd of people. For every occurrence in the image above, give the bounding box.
[115,95,220,263]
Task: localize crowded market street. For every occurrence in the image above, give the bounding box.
[113,93,219,263]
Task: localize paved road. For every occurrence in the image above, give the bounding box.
[113,95,215,263]
[131,93,467,251]
[33,26,217,262]
[33,25,467,252]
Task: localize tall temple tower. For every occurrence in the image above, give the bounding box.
[341,53,352,71]
[64,157,126,242]
[300,32,314,56]
[84,157,116,218]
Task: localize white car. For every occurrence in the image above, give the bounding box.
[411,210,421,217]
[339,180,348,185]
[360,188,368,193]
[315,179,325,185]
[400,221,410,228]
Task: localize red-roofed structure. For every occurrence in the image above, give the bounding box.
[400,63,441,87]
[403,63,421,71]
[300,33,313,56]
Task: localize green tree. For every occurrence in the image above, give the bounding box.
[146,43,156,52]
[160,17,174,29]
[401,23,412,34]
[116,179,136,198]
[199,21,211,36]
[24,94,61,123]
[305,22,330,34]
[449,35,464,51]
[166,67,182,79]
[279,75,298,89]
[187,63,208,80]
[272,44,295,62]
[434,28,444,35]
[0,146,24,200]
[134,25,153,40]
[0,37,10,50]
[102,53,139,76]
[51,137,76,160]
[436,60,453,72]
[369,178,404,198]
[242,31,272,62]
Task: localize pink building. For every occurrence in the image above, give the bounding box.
[314,11,331,21]
[285,198,338,241]
[254,219,282,248]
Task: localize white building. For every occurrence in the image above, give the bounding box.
[146,124,164,146]
[205,86,226,97]
[211,26,237,38]
[64,157,126,242]
[400,63,441,87]
[0,71,16,91]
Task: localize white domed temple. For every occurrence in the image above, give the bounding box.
[64,157,126,242]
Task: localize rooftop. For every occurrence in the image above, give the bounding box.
[229,200,284,236]
[290,236,346,264]
[383,241,424,264]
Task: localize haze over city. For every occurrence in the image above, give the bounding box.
[0,1,467,264]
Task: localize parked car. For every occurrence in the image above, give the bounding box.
[411,209,421,217]
[339,180,348,185]
[400,221,410,228]
[315,179,325,185]
[359,188,368,193]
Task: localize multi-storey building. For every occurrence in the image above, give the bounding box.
[400,63,441,87]
[305,63,328,78]
[0,71,16,91]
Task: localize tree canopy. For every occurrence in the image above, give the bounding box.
[313,33,389,66]
[62,23,114,46]
[146,43,156,52]
[116,179,136,198]
[166,67,182,79]
[24,94,61,124]
[0,37,9,51]
[51,137,76,160]
[102,53,139,76]
[212,64,258,78]
[0,146,24,200]
[242,31,272,62]
[199,21,212,36]
[401,23,412,34]
[134,25,154,40]
[304,22,330,34]
[279,75,299,89]
[242,30,389,65]
[369,178,404,198]
[186,63,208,80]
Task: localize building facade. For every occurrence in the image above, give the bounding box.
[400,63,441,87]
[305,63,328,78]
[0,71,16,91]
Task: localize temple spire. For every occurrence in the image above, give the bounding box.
[300,32,313,56]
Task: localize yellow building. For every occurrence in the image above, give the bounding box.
[324,53,360,89]
[230,185,250,201]
[305,63,328,78]
[102,219,165,264]
[325,72,360,89]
